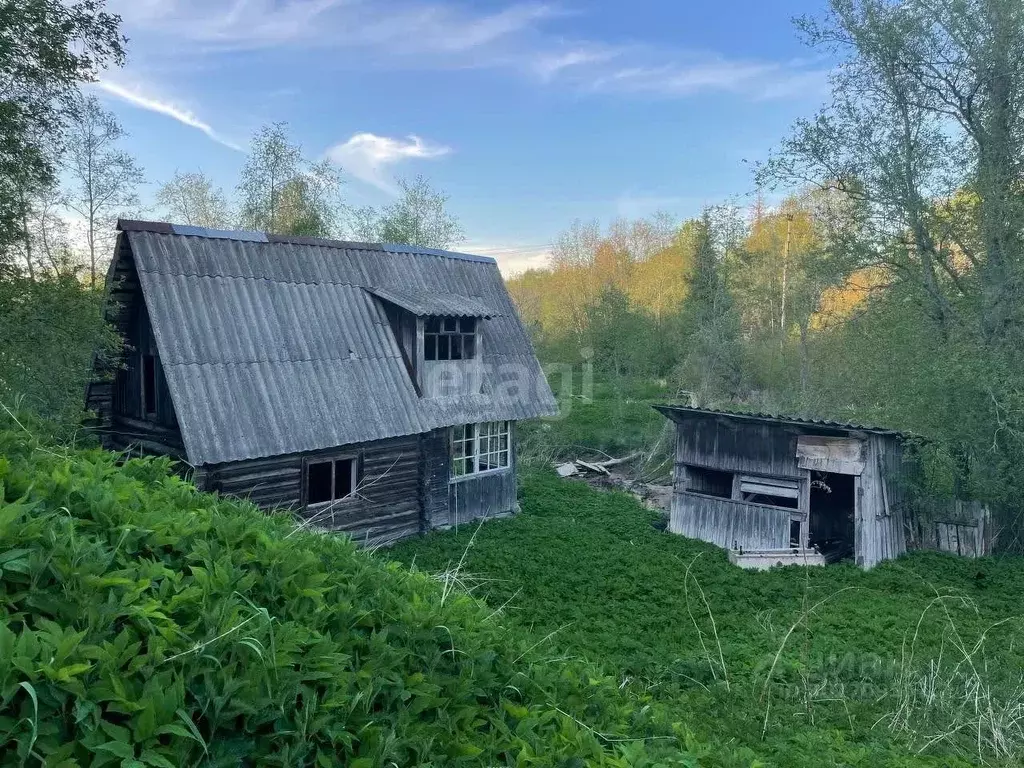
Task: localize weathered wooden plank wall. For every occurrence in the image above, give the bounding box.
[444,423,517,528]
[855,436,906,567]
[421,428,451,528]
[448,470,517,528]
[203,434,423,545]
[675,413,804,478]
[671,493,790,550]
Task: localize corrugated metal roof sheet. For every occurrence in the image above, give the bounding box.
[365,286,495,318]
[653,405,905,436]
[118,220,557,465]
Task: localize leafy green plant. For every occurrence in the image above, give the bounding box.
[0,423,695,766]
[393,471,1024,767]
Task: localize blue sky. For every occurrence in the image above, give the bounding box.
[95,0,832,273]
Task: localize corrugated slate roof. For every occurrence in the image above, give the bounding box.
[118,220,557,465]
[654,404,905,436]
[364,286,496,318]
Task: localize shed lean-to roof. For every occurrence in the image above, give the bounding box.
[363,286,497,318]
[654,405,906,436]
[115,220,558,466]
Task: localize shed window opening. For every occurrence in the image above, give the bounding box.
[684,466,733,499]
[425,316,477,361]
[142,354,157,416]
[306,457,358,505]
[451,421,510,477]
[739,475,799,510]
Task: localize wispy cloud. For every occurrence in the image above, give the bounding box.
[110,1,827,103]
[92,80,242,151]
[111,0,556,56]
[326,133,452,192]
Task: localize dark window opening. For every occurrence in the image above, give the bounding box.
[307,461,333,504]
[743,492,799,509]
[142,354,157,416]
[739,476,800,509]
[685,466,733,498]
[425,316,477,361]
[790,519,802,547]
[306,457,357,505]
[809,472,856,563]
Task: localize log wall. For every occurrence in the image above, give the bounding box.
[202,433,424,545]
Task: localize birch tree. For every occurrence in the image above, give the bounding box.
[237,123,342,236]
[157,171,232,229]
[65,95,144,284]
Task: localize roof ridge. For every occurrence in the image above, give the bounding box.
[118,219,497,265]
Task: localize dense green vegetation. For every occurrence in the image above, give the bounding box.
[519,378,671,468]
[0,424,709,767]
[394,472,1024,767]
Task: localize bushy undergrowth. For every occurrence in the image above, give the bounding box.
[393,472,1024,767]
[0,426,699,766]
[518,377,672,472]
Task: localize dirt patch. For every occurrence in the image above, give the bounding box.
[581,468,672,514]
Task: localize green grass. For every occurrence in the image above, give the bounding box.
[0,424,707,767]
[520,377,673,467]
[392,471,1024,767]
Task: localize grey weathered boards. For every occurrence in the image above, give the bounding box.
[655,406,989,568]
[87,221,557,544]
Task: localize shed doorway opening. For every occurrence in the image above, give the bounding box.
[808,472,855,563]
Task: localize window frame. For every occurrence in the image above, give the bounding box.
[681,466,803,512]
[450,421,511,480]
[737,474,800,510]
[425,316,478,362]
[302,454,360,507]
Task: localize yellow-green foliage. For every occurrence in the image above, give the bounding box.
[0,426,692,767]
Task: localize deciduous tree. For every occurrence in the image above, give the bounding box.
[156,171,232,229]
[351,175,463,249]
[0,0,124,259]
[65,95,144,284]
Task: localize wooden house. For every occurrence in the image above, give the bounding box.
[655,406,989,568]
[86,220,557,544]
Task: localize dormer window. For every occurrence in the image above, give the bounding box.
[425,317,476,361]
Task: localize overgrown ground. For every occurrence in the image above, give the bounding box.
[391,472,1024,767]
[518,377,672,474]
[0,425,708,766]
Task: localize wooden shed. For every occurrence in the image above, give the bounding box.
[655,406,988,568]
[86,220,557,545]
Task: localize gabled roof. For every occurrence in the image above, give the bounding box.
[114,220,557,466]
[654,404,905,436]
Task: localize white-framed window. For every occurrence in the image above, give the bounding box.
[451,421,510,477]
[425,316,477,361]
[304,455,359,506]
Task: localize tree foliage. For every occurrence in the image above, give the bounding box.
[0,0,124,258]
[156,171,232,229]
[236,122,342,237]
[65,95,144,284]
[352,175,463,249]
[0,275,119,433]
